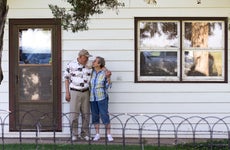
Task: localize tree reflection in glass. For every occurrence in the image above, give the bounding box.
[19,28,51,64]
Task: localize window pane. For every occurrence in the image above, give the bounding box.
[19,28,52,64]
[184,51,223,77]
[184,22,224,49]
[139,21,179,49]
[140,51,178,76]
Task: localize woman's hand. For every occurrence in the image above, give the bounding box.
[105,70,112,78]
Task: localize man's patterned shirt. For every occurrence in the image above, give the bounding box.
[64,60,92,90]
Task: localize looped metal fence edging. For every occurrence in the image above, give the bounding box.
[1,110,230,150]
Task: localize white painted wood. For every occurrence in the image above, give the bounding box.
[129,0,230,8]
[109,103,230,113]
[3,40,8,51]
[8,0,230,9]
[89,8,230,18]
[88,18,134,29]
[62,29,133,40]
[109,82,230,93]
[7,9,54,18]
[2,50,8,61]
[1,62,9,72]
[108,92,230,103]
[8,0,71,9]
[2,0,230,138]
[62,40,134,50]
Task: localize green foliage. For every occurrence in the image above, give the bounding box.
[49,0,124,33]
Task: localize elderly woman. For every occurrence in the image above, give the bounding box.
[90,56,113,142]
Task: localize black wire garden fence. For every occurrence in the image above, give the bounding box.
[1,109,230,149]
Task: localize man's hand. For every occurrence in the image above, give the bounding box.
[65,91,71,102]
[65,80,71,102]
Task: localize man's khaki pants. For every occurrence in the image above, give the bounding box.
[70,90,90,137]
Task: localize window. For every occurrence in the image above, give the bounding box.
[135,17,228,83]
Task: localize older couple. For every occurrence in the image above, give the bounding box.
[64,49,113,142]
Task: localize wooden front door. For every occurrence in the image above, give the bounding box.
[9,19,62,131]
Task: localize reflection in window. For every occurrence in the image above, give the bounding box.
[140,51,177,76]
[184,22,223,49]
[139,21,179,49]
[19,28,52,64]
[184,51,222,77]
[135,17,227,82]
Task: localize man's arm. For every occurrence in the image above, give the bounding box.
[65,79,71,102]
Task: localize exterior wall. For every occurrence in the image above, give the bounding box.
[1,0,230,137]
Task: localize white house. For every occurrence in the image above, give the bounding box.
[1,0,230,138]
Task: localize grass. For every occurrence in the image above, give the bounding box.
[1,144,179,150]
[1,140,229,150]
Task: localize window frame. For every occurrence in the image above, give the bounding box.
[134,17,228,83]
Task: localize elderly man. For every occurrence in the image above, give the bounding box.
[64,49,92,141]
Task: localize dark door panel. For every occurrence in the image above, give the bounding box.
[19,65,52,101]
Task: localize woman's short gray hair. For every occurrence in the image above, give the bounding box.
[96,56,105,68]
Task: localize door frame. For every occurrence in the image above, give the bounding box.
[9,19,62,131]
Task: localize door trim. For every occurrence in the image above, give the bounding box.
[9,19,62,131]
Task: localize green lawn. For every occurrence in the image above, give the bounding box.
[1,144,178,150]
[1,140,229,150]
[2,143,229,150]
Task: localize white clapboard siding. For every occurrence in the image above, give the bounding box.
[3,39,8,52]
[62,40,133,50]
[62,29,133,40]
[2,49,8,61]
[92,8,230,19]
[8,0,71,9]
[0,81,9,93]
[2,0,230,137]
[88,18,134,29]
[7,10,53,18]
[1,61,8,72]
[0,93,9,103]
[8,0,230,9]
[108,92,230,103]
[109,103,230,114]
[128,0,230,8]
